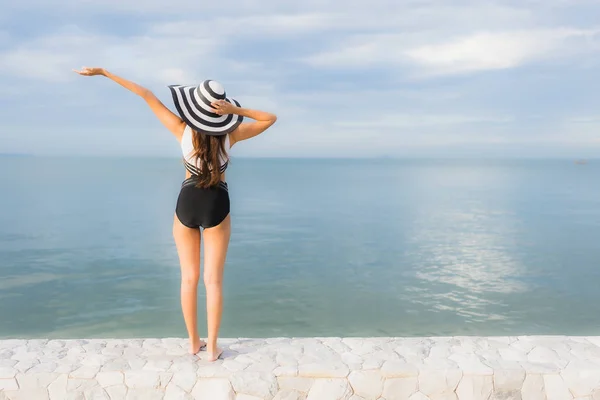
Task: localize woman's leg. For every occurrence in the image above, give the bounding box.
[202,214,231,361]
[172,214,205,354]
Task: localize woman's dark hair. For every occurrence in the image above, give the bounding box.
[190,130,228,188]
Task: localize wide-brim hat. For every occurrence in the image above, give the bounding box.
[168,80,243,136]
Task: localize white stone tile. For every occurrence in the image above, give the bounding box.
[0,367,17,379]
[348,370,384,399]
[0,340,26,349]
[510,340,536,354]
[273,390,303,400]
[381,378,418,400]
[196,364,231,378]
[342,352,364,365]
[48,374,67,400]
[490,391,521,400]
[28,362,57,374]
[229,371,278,399]
[298,363,350,378]
[127,358,148,370]
[11,351,39,363]
[493,368,526,393]
[124,370,161,389]
[363,360,384,370]
[380,361,419,378]
[0,361,17,371]
[0,378,19,391]
[544,374,574,400]
[306,378,353,400]
[418,370,462,396]
[143,359,173,372]
[66,378,99,393]
[84,387,111,400]
[169,359,198,374]
[528,347,567,367]
[395,345,430,362]
[429,394,458,400]
[70,365,100,379]
[96,371,124,388]
[422,359,459,370]
[236,395,264,400]
[243,360,279,374]
[81,355,108,367]
[447,354,493,375]
[165,383,193,400]
[143,339,163,348]
[105,384,128,400]
[408,393,431,400]
[4,389,50,400]
[100,359,131,372]
[13,361,38,373]
[276,345,305,358]
[519,361,561,374]
[277,377,315,393]
[159,372,173,389]
[427,346,451,360]
[170,371,199,393]
[274,365,298,377]
[191,379,235,400]
[50,341,70,351]
[521,374,545,400]
[561,362,600,398]
[125,388,165,400]
[455,375,493,400]
[15,372,60,389]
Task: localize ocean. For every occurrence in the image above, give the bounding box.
[1,156,599,339]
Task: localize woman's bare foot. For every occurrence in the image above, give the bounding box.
[189,337,207,354]
[206,346,223,362]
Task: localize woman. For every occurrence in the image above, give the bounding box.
[74,67,277,361]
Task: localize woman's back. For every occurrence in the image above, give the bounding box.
[180,125,230,180]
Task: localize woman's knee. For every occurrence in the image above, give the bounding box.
[203,273,223,289]
[181,270,200,287]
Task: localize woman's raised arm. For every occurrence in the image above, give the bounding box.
[73,67,186,140]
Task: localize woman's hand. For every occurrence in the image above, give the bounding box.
[72,67,106,77]
[211,100,239,116]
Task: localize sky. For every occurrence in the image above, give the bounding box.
[0,0,599,158]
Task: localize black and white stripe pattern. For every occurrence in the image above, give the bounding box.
[183,159,228,176]
[181,175,229,192]
[168,80,243,136]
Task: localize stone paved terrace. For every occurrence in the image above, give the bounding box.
[1,336,600,399]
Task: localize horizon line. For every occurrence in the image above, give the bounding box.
[0,153,597,161]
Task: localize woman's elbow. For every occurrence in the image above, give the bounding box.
[141,89,155,100]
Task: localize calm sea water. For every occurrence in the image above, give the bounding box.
[0,156,599,339]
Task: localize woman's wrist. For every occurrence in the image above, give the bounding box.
[231,106,245,116]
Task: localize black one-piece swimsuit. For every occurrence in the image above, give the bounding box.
[175,126,231,229]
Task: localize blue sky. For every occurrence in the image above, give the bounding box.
[0,0,599,158]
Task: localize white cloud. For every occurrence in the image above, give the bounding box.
[305,28,600,75]
[0,27,221,84]
[567,116,600,123]
[406,28,600,76]
[151,13,340,37]
[334,113,514,129]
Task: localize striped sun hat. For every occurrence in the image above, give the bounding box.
[168,80,243,136]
